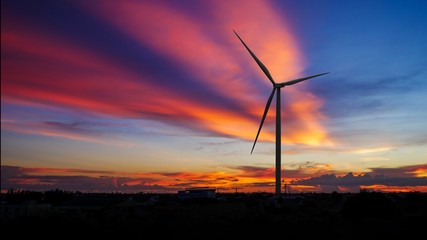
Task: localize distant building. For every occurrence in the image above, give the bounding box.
[178,187,216,200]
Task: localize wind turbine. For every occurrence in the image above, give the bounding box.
[234,30,329,195]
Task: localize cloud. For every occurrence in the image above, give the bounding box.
[273,137,427,156]
[308,68,427,145]
[292,164,427,192]
[231,166,276,179]
[369,164,427,178]
[229,161,334,180]
[1,0,331,146]
[0,163,323,193]
[0,166,173,192]
[2,164,426,193]
[1,118,136,146]
[1,166,244,193]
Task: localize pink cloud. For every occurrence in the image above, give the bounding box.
[2,1,331,146]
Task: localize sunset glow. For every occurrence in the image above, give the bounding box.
[2,0,426,193]
[361,185,427,193]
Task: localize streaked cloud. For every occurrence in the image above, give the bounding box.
[351,147,394,154]
[1,0,331,146]
[1,118,136,147]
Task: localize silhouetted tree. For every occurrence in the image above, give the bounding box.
[43,189,74,205]
[331,191,343,204]
[5,189,43,203]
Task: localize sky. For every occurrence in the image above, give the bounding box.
[1,0,427,193]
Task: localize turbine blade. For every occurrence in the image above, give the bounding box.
[251,87,276,154]
[233,30,276,85]
[282,72,329,86]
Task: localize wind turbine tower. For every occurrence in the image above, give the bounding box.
[234,30,329,195]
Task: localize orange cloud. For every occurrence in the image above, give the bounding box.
[361,185,427,193]
[289,184,322,192]
[352,147,393,154]
[208,0,303,82]
[76,0,331,145]
[410,167,427,177]
[2,165,426,193]
[2,1,331,148]
[2,22,258,142]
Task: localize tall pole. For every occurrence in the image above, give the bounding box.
[275,88,281,196]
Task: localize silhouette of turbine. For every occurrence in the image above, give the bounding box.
[234,30,329,195]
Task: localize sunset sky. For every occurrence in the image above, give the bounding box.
[2,0,426,193]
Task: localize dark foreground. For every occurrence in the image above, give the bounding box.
[1,190,426,238]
